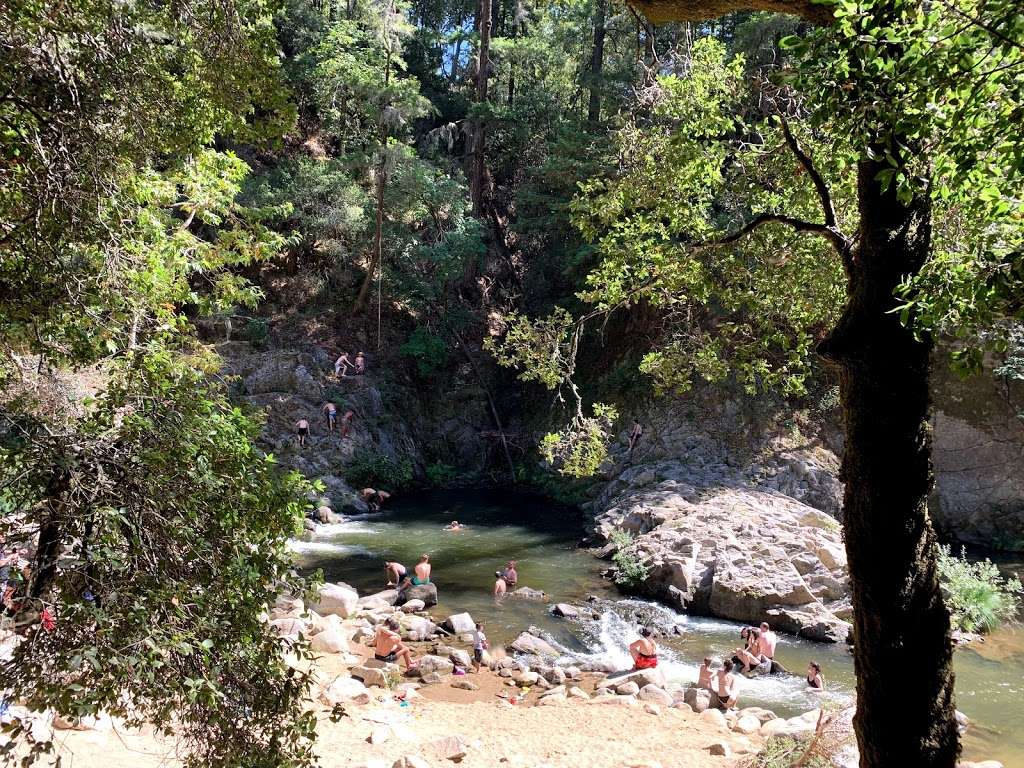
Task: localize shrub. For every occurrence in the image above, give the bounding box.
[243,318,269,347]
[937,544,1023,633]
[344,449,414,491]
[399,327,447,378]
[425,461,459,487]
[609,529,650,588]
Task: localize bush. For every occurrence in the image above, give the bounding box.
[399,327,447,378]
[344,449,414,491]
[609,529,650,588]
[937,544,1023,633]
[425,461,459,487]
[243,318,269,347]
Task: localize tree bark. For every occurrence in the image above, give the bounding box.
[469,0,492,218]
[818,158,959,768]
[587,0,607,126]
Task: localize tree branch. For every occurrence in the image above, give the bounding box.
[698,211,850,257]
[779,117,837,230]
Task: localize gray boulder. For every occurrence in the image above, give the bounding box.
[683,687,711,713]
[443,612,475,634]
[397,583,438,608]
[509,631,558,656]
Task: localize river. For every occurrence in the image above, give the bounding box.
[290,489,1024,767]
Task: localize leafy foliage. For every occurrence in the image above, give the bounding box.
[609,529,650,588]
[344,448,415,491]
[937,546,1023,633]
[400,327,448,377]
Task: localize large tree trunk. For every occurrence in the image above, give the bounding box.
[354,165,385,314]
[587,0,607,125]
[819,158,959,768]
[469,0,492,218]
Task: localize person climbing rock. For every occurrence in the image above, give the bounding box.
[628,420,643,454]
[322,401,338,432]
[295,419,310,448]
[340,409,355,438]
[353,351,366,375]
[334,352,353,378]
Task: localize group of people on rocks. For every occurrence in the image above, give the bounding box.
[628,620,826,711]
[384,554,432,589]
[333,351,366,379]
[295,401,356,448]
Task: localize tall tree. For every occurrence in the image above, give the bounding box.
[468,0,493,217]
[587,0,608,124]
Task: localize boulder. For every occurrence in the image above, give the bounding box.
[638,685,673,707]
[542,667,566,685]
[392,757,431,768]
[269,617,306,640]
[319,677,369,705]
[398,614,437,640]
[352,664,399,688]
[420,672,443,685]
[511,587,546,600]
[512,670,540,685]
[417,655,455,676]
[448,648,472,669]
[311,583,359,618]
[451,679,479,691]
[683,687,711,713]
[708,742,732,757]
[509,631,558,656]
[568,686,590,700]
[310,628,351,654]
[273,595,304,618]
[551,603,579,618]
[733,715,761,734]
[427,735,468,761]
[613,668,667,689]
[402,599,426,613]
[397,583,438,608]
[443,612,476,634]
[699,708,727,729]
[615,681,640,696]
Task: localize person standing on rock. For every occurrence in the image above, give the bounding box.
[295,418,310,448]
[411,554,431,586]
[714,659,739,710]
[629,626,659,670]
[471,622,489,672]
[334,352,353,378]
[322,401,338,432]
[374,618,417,670]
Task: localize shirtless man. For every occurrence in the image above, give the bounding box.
[354,352,366,375]
[715,659,739,710]
[385,561,406,586]
[735,628,768,673]
[295,419,310,448]
[340,409,355,438]
[493,571,507,597]
[322,401,338,432]
[334,352,353,378]
[758,622,778,659]
[373,618,416,669]
[501,561,518,590]
[697,657,715,690]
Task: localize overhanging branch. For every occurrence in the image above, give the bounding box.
[629,0,835,25]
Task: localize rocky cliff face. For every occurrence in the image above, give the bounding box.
[584,394,852,642]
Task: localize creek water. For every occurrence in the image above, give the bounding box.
[291,489,1024,767]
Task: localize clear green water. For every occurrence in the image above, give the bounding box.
[291,489,1024,767]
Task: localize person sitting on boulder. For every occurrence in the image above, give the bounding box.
[411,554,431,585]
[493,571,507,597]
[714,659,739,710]
[806,661,825,691]
[374,618,416,670]
[295,419,310,448]
[353,351,366,375]
[385,561,406,586]
[697,656,715,690]
[629,626,658,670]
[334,352,353,378]
[758,621,778,659]
[501,560,518,590]
[735,628,770,674]
[322,401,338,432]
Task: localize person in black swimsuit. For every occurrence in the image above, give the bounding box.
[806,661,825,690]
